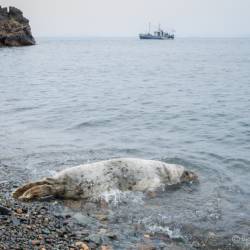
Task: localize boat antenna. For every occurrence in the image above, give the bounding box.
[148,22,151,34]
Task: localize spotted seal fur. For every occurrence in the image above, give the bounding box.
[13,158,198,201]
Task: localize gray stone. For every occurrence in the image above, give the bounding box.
[72,213,97,227]
[0,205,11,215]
[86,234,103,245]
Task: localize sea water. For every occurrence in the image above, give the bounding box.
[0,37,250,248]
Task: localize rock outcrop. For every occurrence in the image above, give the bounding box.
[0,6,35,46]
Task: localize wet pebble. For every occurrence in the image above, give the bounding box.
[0,205,11,215]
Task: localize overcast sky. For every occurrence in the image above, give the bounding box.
[1,0,250,37]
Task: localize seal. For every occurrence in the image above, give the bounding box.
[13,158,198,201]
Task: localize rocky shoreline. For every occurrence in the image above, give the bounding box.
[0,6,35,47]
[0,162,244,250]
[0,182,116,250]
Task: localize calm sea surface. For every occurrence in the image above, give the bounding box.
[1,38,250,248]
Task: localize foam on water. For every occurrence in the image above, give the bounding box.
[140,215,183,239]
[100,189,144,207]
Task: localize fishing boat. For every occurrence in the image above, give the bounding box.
[139,23,175,40]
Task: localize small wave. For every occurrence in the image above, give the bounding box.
[116,148,142,155]
[147,225,181,239]
[11,106,41,113]
[160,157,199,170]
[239,121,250,127]
[68,119,111,130]
[198,152,225,161]
[99,189,144,207]
[216,185,245,195]
[140,215,183,240]
[222,158,250,175]
[223,157,250,166]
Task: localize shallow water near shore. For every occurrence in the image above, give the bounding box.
[1,37,250,249]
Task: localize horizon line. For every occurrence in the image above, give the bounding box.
[34,35,250,39]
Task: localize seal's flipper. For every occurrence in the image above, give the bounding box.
[12,180,51,199]
[13,178,65,201]
[17,184,54,201]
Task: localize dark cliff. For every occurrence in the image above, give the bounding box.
[0,6,35,46]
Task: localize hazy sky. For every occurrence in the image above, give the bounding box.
[2,0,250,37]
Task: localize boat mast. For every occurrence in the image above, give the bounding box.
[148,22,151,34]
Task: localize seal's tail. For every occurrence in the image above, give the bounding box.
[12,178,61,201]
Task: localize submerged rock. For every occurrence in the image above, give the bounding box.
[0,205,11,215]
[0,6,35,46]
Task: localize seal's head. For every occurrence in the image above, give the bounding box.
[180,170,198,183]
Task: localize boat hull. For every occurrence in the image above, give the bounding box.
[139,34,174,40]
